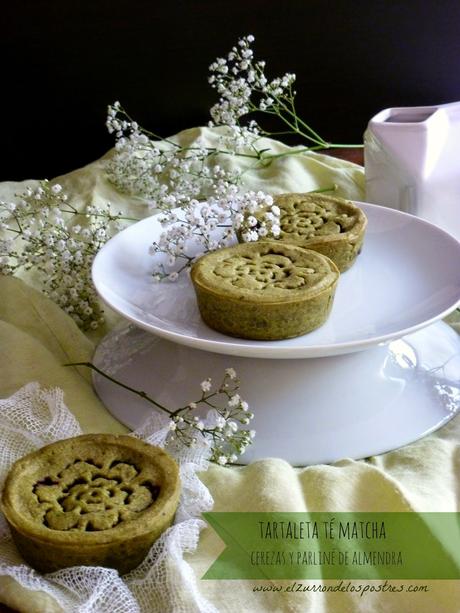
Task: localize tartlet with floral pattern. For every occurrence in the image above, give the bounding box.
[1,434,180,574]
[191,241,339,340]
[247,193,367,272]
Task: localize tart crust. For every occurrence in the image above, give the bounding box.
[1,434,180,574]
[255,193,367,272]
[191,241,339,340]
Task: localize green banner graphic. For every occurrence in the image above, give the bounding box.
[202,512,460,580]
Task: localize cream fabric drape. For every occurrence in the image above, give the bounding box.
[0,128,458,612]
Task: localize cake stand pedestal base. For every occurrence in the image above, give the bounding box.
[93,321,460,465]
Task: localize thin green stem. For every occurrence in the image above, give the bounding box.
[61,200,78,214]
[255,103,325,147]
[258,129,299,137]
[261,142,363,164]
[288,83,299,131]
[116,105,181,149]
[190,146,262,160]
[4,226,21,235]
[10,212,24,233]
[319,143,365,149]
[90,213,141,222]
[273,94,328,145]
[65,361,173,415]
[308,185,338,194]
[244,76,328,145]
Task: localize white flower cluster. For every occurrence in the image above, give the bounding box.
[105,34,349,209]
[104,37,307,209]
[208,35,296,145]
[106,102,243,207]
[149,190,280,280]
[167,367,255,464]
[0,181,124,330]
[207,34,338,155]
[234,196,281,243]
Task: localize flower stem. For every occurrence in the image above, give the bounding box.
[65,361,173,415]
[308,184,338,194]
[273,94,328,146]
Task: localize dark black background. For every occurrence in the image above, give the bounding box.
[3,0,460,180]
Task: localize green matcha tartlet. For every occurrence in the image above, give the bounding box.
[244,193,367,272]
[191,241,339,340]
[1,434,181,574]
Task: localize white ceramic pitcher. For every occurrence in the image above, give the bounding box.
[364,101,460,240]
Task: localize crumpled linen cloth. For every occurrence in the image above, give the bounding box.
[0,127,459,612]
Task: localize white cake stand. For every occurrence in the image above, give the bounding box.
[92,203,460,465]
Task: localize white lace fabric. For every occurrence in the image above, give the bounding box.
[0,383,217,613]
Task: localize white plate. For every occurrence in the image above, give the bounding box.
[92,202,460,359]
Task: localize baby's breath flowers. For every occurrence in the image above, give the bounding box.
[208,35,312,150]
[0,34,356,328]
[169,367,255,464]
[106,101,243,207]
[236,198,281,243]
[208,34,361,156]
[104,34,355,279]
[149,189,280,280]
[70,362,255,464]
[0,180,130,330]
[106,35,360,205]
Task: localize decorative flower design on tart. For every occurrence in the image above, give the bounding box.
[280,202,356,240]
[245,193,368,273]
[214,253,317,290]
[1,435,180,574]
[33,459,159,532]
